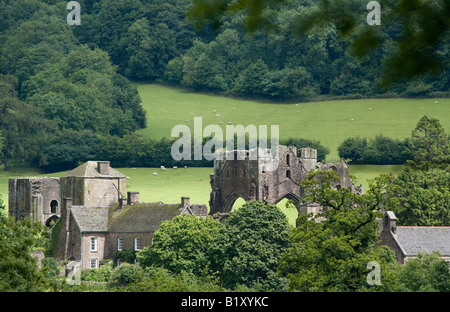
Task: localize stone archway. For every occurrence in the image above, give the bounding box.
[45,215,60,227]
[273,192,302,214]
[222,191,247,214]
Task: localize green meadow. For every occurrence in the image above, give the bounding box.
[1,83,446,225]
[135,83,450,162]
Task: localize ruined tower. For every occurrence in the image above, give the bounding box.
[209,145,361,219]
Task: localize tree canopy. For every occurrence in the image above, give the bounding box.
[278,170,399,291]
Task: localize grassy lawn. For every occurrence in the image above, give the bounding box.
[135,83,450,162]
[0,164,403,226]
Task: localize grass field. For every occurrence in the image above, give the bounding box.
[0,164,402,226]
[0,84,443,225]
[135,83,450,162]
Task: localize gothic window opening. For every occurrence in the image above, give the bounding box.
[286,170,291,179]
[286,154,290,167]
[50,200,58,214]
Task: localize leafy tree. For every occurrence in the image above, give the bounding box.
[396,252,450,292]
[384,116,450,226]
[41,129,101,171]
[232,59,269,96]
[114,249,137,265]
[164,57,185,84]
[210,201,292,291]
[407,115,450,171]
[386,166,450,226]
[361,134,411,165]
[278,170,399,291]
[0,216,50,291]
[86,0,146,66]
[24,45,145,136]
[338,136,368,162]
[0,74,57,167]
[110,263,143,286]
[0,7,78,87]
[123,19,177,80]
[137,215,223,277]
[125,266,221,292]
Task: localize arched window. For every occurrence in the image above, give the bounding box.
[286,170,291,179]
[50,200,58,214]
[286,154,290,167]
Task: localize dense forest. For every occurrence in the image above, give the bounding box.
[0,0,449,171]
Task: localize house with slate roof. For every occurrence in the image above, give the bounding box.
[379,211,450,264]
[11,160,209,269]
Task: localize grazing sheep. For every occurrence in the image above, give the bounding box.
[153,172,158,176]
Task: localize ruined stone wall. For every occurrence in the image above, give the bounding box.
[8,178,32,220]
[60,177,85,206]
[259,146,305,206]
[209,145,362,216]
[8,177,61,225]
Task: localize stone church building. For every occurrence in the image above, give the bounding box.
[9,161,207,269]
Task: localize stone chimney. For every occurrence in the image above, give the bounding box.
[127,192,139,205]
[385,211,397,234]
[181,196,190,207]
[97,161,110,175]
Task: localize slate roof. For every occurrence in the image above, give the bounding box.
[61,161,126,178]
[70,203,187,233]
[71,206,109,232]
[108,203,184,233]
[393,226,450,257]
